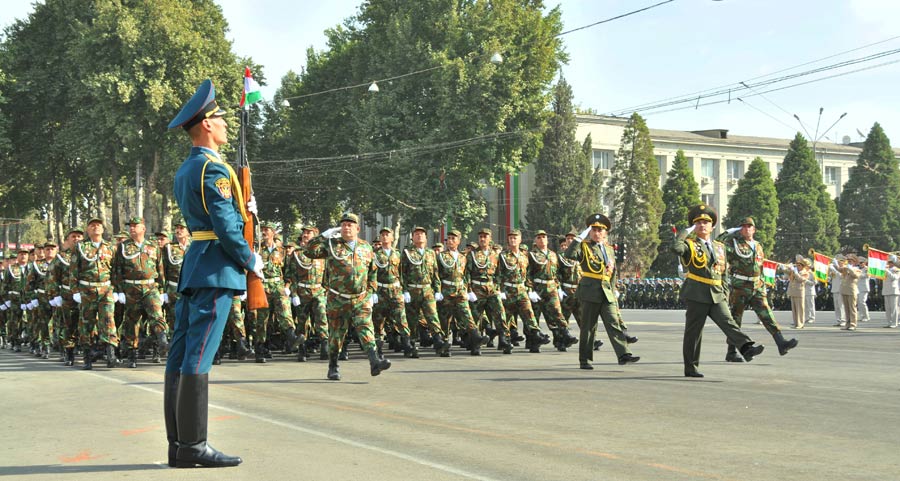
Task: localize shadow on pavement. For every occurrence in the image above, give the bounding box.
[0,464,164,476]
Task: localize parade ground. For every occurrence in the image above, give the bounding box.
[1,309,897,481]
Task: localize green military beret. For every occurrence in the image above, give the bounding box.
[688,204,718,226]
[477,228,492,236]
[126,216,144,225]
[340,213,359,224]
[739,216,755,227]
[447,229,462,238]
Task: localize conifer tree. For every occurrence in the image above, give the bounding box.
[722,157,779,255]
[650,150,700,276]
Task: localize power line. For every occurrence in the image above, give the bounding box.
[556,0,675,37]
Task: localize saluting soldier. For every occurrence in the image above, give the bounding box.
[564,214,638,369]
[48,227,83,366]
[466,228,512,353]
[401,226,450,356]
[718,216,797,361]
[306,213,391,381]
[528,230,578,352]
[672,205,764,378]
[285,226,328,360]
[371,227,418,358]
[70,218,120,369]
[253,222,299,362]
[497,229,550,353]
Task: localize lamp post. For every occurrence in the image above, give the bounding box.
[794,109,847,180]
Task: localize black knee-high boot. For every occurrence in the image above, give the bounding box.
[164,371,180,467]
[174,374,242,468]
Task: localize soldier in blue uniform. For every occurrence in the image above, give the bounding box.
[165,79,264,468]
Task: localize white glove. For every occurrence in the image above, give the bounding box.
[73,293,82,304]
[116,293,127,304]
[52,296,63,307]
[240,292,247,301]
[49,298,58,307]
[434,292,444,302]
[0,304,5,311]
[32,299,39,308]
[251,253,265,281]
[283,287,291,296]
[4,300,10,308]
[291,295,301,307]
[160,293,169,304]
[321,227,340,239]
[499,292,507,301]
[370,293,379,305]
[725,226,741,235]
[403,292,411,303]
[558,288,567,299]
[528,291,541,303]
[20,304,27,311]
[686,225,696,234]
[467,292,477,302]
[577,226,592,241]
[246,195,258,216]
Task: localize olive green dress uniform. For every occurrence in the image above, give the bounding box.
[718,217,797,359]
[672,205,763,377]
[563,215,635,368]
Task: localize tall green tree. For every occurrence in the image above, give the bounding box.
[838,122,900,251]
[525,78,591,237]
[722,157,779,255]
[649,150,699,276]
[606,112,664,276]
[258,0,565,232]
[774,133,840,258]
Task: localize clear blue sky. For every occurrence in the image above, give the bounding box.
[3,0,899,143]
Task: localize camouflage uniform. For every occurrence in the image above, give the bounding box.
[465,243,512,352]
[528,246,578,351]
[162,239,189,331]
[400,244,449,355]
[557,247,582,327]
[113,237,166,365]
[284,244,328,356]
[497,245,544,352]
[253,244,297,355]
[719,225,797,359]
[435,245,485,354]
[371,246,417,357]
[3,261,28,351]
[26,257,52,356]
[70,238,119,368]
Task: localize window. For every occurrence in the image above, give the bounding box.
[825,166,840,185]
[700,158,717,178]
[592,150,614,170]
[726,160,745,181]
[702,193,717,207]
[656,155,667,185]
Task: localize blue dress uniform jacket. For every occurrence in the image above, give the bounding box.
[174,146,256,292]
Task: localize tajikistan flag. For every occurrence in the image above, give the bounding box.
[867,247,889,280]
[762,260,778,287]
[813,252,831,283]
[240,66,262,107]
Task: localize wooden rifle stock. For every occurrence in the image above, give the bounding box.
[239,164,268,310]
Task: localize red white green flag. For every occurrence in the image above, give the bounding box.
[240,66,262,107]
[867,247,888,280]
[813,252,831,283]
[762,260,778,286]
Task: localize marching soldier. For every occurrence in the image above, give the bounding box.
[718,217,797,361]
[557,231,584,335]
[253,222,299,362]
[402,226,450,356]
[70,218,120,369]
[4,248,31,352]
[672,205,764,378]
[497,229,550,353]
[48,227,83,366]
[371,227,418,358]
[306,213,391,381]
[26,242,55,358]
[113,217,167,368]
[564,214,638,369]
[285,226,328,360]
[435,229,488,355]
[162,219,188,332]
[466,228,512,354]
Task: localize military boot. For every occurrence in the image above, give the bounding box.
[484,326,497,347]
[236,337,250,361]
[282,330,299,355]
[338,342,350,361]
[560,328,578,348]
[739,342,764,362]
[42,345,50,359]
[127,348,138,368]
[297,334,308,362]
[497,331,513,354]
[774,331,798,356]
[319,338,329,361]
[82,347,93,371]
[327,352,341,381]
[64,347,75,367]
[156,330,169,358]
[367,347,391,377]
[174,374,242,468]
[725,344,743,363]
[509,328,523,346]
[400,335,419,358]
[106,344,120,368]
[528,330,542,353]
[254,344,267,364]
[433,334,451,357]
[164,371,180,467]
[212,351,221,365]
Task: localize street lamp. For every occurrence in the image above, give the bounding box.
[794,109,848,179]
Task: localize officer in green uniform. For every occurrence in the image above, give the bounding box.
[672,205,765,378]
[718,216,798,361]
[306,213,391,380]
[563,214,638,369]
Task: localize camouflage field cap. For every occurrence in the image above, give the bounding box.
[43,241,57,248]
[447,229,462,238]
[66,226,84,236]
[534,229,547,236]
[477,228,492,236]
[379,227,392,234]
[507,229,521,237]
[432,243,444,249]
[739,216,755,227]
[412,226,427,233]
[125,216,144,225]
[340,213,359,224]
[87,217,104,227]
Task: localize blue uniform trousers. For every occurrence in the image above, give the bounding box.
[166,288,234,375]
